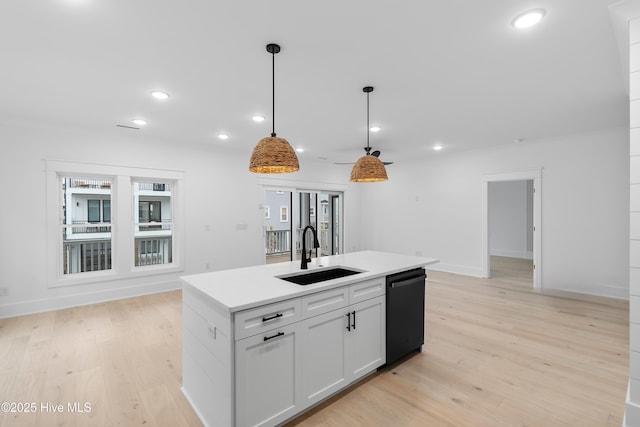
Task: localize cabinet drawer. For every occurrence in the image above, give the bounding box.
[349,277,385,304]
[234,298,301,340]
[300,287,349,319]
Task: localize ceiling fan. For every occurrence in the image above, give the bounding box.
[335,147,394,165]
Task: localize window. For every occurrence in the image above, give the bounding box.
[87,200,101,223]
[139,201,161,224]
[134,181,173,267]
[280,206,289,222]
[103,200,111,223]
[47,160,184,287]
[60,177,113,275]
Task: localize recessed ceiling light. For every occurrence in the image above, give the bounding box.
[295,148,304,153]
[252,114,265,122]
[370,126,381,132]
[132,119,147,126]
[150,90,170,100]
[512,9,545,29]
[217,133,229,140]
[433,144,444,151]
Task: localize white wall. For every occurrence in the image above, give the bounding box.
[489,180,533,259]
[0,119,361,318]
[356,127,629,298]
[628,10,640,426]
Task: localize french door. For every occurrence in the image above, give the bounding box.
[264,188,343,264]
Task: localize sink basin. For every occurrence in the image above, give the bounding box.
[277,267,363,285]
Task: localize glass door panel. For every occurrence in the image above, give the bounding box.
[297,192,318,261]
[264,190,292,264]
[331,194,341,255]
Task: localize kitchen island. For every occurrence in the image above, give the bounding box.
[181,250,438,427]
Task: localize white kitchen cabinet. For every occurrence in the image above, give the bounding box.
[347,295,386,379]
[299,280,385,408]
[235,323,302,427]
[300,307,349,406]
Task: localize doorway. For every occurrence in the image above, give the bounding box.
[263,187,343,264]
[481,169,542,289]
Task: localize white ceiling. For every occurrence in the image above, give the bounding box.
[0,0,628,164]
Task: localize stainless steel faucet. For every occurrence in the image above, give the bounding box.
[300,225,320,269]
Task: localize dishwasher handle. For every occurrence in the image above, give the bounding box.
[390,274,426,288]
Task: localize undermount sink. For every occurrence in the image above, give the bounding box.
[277,266,363,285]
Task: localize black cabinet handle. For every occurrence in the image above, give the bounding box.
[352,310,356,330]
[263,331,284,341]
[390,274,426,288]
[262,313,283,322]
[346,312,351,331]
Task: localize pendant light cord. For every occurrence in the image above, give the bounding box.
[366,91,370,151]
[271,50,276,138]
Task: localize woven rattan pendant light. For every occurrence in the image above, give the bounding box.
[350,86,388,182]
[249,43,299,174]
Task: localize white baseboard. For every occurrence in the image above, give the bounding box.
[426,263,485,278]
[489,249,533,260]
[543,283,629,301]
[427,262,628,300]
[0,279,181,319]
[625,381,640,427]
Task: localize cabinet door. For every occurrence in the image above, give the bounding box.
[300,308,348,407]
[235,323,301,427]
[347,295,386,381]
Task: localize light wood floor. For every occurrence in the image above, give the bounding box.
[0,257,629,426]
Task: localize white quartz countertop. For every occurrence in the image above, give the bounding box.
[180,250,439,313]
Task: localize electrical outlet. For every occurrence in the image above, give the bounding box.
[0,287,8,296]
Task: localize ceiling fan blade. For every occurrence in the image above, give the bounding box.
[382,161,394,165]
[371,150,381,157]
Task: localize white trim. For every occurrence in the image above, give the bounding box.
[489,249,534,260]
[427,263,485,278]
[0,278,181,320]
[256,176,347,193]
[481,168,542,289]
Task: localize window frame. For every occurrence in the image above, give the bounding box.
[46,160,184,288]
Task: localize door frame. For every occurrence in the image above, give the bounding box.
[481,168,542,289]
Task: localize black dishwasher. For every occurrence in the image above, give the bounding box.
[386,267,427,365]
